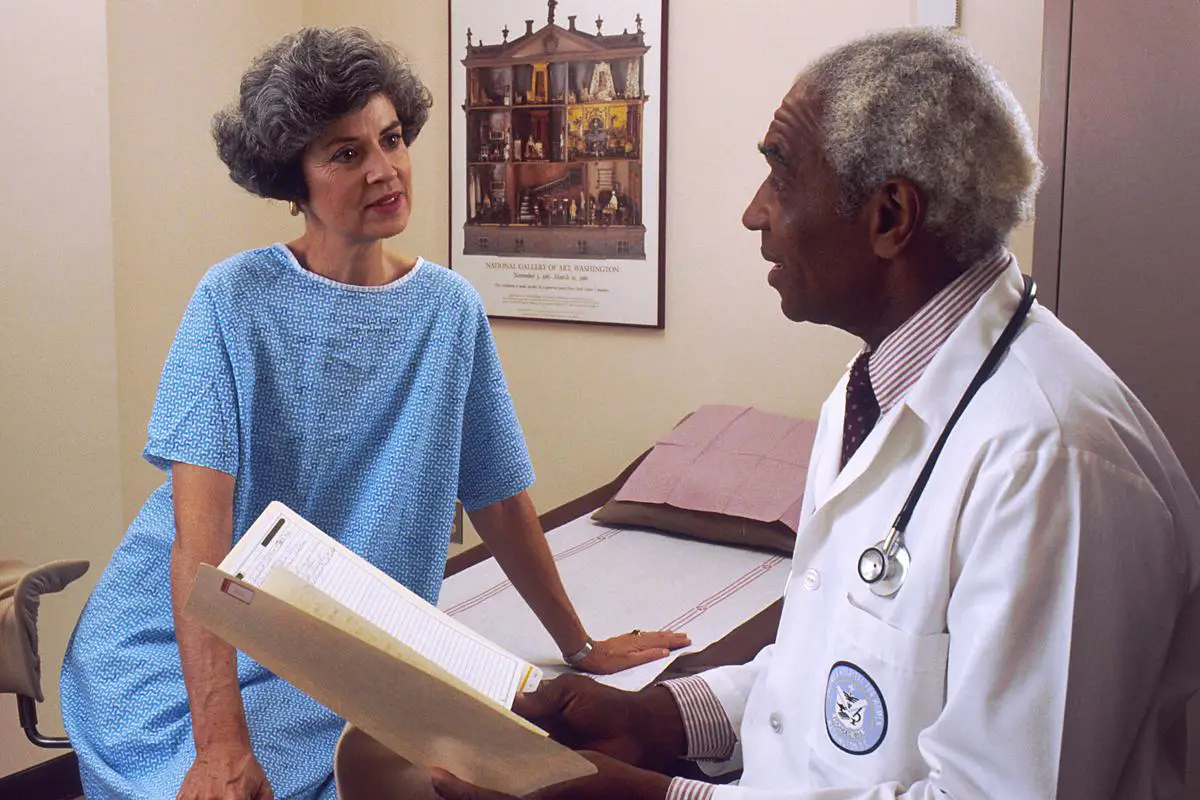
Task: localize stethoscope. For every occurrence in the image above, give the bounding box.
[857,275,1037,597]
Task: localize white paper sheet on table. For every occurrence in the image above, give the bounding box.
[438,514,792,691]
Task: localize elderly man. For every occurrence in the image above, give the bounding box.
[431,27,1200,800]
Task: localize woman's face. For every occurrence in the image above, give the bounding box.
[300,93,412,243]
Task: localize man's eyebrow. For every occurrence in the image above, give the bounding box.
[757,141,787,166]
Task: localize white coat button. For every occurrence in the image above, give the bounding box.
[802,569,821,590]
[769,712,783,733]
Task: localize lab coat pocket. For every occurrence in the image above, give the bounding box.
[805,594,949,788]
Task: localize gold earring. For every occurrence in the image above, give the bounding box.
[289,201,301,216]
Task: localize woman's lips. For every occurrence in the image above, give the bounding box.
[367,192,405,213]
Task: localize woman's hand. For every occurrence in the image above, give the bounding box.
[574,629,691,674]
[469,493,690,677]
[177,741,274,800]
[430,751,671,800]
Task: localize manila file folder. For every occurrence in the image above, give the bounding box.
[186,562,596,795]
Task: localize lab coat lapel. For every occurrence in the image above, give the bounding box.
[812,404,906,512]
[809,259,1028,513]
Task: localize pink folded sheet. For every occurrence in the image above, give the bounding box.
[613,405,818,532]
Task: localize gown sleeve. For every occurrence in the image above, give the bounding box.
[142,282,240,477]
[456,294,534,511]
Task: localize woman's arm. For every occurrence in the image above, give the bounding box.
[170,462,272,799]
[468,489,689,674]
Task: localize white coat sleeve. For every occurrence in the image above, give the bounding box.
[694,643,774,745]
[685,447,1189,800]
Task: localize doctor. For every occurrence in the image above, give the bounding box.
[430,28,1200,800]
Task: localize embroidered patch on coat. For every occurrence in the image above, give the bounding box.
[825,660,888,754]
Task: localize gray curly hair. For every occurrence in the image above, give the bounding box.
[805,28,1042,267]
[213,26,433,202]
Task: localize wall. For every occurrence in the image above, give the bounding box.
[0,0,307,777]
[0,0,1047,778]
[958,0,1042,263]
[0,0,122,776]
[300,0,1045,550]
[104,1,1048,541]
[108,0,305,524]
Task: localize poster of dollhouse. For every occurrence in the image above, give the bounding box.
[449,0,667,327]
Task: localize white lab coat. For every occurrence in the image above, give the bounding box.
[701,261,1200,799]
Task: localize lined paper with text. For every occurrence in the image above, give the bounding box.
[221,504,538,707]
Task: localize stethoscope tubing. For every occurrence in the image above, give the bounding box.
[889,274,1038,537]
[861,274,1038,594]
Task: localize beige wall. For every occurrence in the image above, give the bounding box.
[959,0,1043,264]
[102,0,1048,551]
[301,0,452,272]
[301,1,1046,550]
[108,1,1049,538]
[0,0,1048,778]
[0,0,122,776]
[109,0,305,523]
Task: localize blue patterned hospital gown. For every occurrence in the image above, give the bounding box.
[60,244,534,799]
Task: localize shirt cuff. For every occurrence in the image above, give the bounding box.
[666,777,717,800]
[661,675,738,760]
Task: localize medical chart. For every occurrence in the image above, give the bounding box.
[221,502,540,707]
[439,514,792,691]
[187,559,593,794]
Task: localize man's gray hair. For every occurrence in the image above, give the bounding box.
[213,27,432,202]
[805,28,1043,266]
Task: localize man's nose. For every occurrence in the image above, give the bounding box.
[742,181,770,231]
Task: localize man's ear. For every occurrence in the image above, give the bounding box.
[866,177,923,259]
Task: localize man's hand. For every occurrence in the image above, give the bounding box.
[176,742,274,800]
[514,674,686,772]
[429,751,672,800]
[575,629,691,674]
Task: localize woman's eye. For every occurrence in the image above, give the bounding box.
[384,133,402,149]
[333,148,357,163]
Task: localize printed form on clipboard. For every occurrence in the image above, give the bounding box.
[220,501,541,708]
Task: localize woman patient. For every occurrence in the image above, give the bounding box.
[61,26,686,799]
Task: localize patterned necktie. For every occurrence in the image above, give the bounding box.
[841,351,881,470]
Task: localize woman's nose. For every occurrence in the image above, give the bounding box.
[364,146,398,183]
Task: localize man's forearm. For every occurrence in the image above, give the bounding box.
[634,684,691,768]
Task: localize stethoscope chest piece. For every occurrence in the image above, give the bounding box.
[857,536,910,597]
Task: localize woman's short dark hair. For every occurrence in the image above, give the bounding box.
[212,27,433,202]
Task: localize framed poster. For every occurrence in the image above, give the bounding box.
[449,0,668,328]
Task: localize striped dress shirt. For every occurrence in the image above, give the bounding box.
[661,250,1013,800]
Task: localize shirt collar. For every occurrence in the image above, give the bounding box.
[864,250,1013,414]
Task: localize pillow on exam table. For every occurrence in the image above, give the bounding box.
[592,405,816,557]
